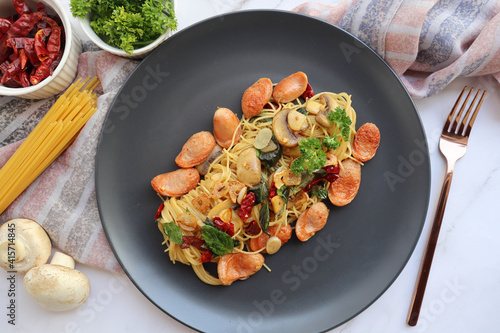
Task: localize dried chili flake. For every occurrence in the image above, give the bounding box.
[323,164,340,183]
[200,250,213,263]
[154,202,164,220]
[213,217,234,237]
[238,192,255,222]
[0,1,64,87]
[181,236,205,250]
[244,220,261,236]
[269,181,277,199]
[301,83,314,99]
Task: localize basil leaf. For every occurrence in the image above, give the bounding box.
[249,177,269,205]
[201,225,234,256]
[256,136,283,169]
[259,202,270,235]
[164,222,183,245]
[293,169,328,194]
[296,106,308,115]
[277,185,291,213]
[310,183,328,199]
[204,217,215,228]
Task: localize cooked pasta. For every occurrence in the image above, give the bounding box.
[155,86,362,285]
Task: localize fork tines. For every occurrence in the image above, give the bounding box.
[445,86,486,136]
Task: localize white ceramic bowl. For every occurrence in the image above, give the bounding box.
[0,0,82,99]
[78,0,175,59]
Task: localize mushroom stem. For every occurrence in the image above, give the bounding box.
[0,238,28,263]
[51,252,75,269]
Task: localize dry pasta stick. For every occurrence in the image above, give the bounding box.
[0,77,100,215]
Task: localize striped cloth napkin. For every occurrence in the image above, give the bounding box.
[0,43,138,272]
[294,0,500,98]
[1,0,499,273]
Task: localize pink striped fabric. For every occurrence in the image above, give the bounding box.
[1,1,499,272]
[0,49,138,273]
[294,0,500,97]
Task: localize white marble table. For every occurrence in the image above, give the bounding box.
[2,1,500,332]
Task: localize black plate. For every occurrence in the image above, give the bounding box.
[96,10,430,333]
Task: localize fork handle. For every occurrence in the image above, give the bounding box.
[407,162,455,326]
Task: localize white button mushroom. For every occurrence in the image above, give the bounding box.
[0,218,52,274]
[23,251,90,311]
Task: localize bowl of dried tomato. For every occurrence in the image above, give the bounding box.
[0,0,82,99]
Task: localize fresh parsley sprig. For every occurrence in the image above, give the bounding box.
[291,138,327,175]
[324,106,352,149]
[291,107,352,175]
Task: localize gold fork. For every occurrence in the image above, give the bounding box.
[407,86,486,326]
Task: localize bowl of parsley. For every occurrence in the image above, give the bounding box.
[70,0,177,59]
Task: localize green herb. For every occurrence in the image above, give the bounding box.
[70,0,177,55]
[291,138,327,175]
[256,136,283,169]
[328,107,352,141]
[259,202,270,235]
[277,185,291,214]
[164,222,182,245]
[296,106,308,115]
[292,169,328,194]
[201,225,234,256]
[249,177,269,205]
[310,181,329,199]
[321,135,341,150]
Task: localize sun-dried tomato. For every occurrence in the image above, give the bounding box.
[269,181,277,199]
[213,217,235,237]
[264,102,280,110]
[244,220,261,236]
[304,178,324,192]
[301,83,314,99]
[238,192,255,222]
[304,164,341,192]
[323,164,340,183]
[200,250,213,263]
[181,236,205,250]
[154,202,164,220]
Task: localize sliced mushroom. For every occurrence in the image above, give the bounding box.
[236,148,262,187]
[272,109,300,147]
[315,94,339,127]
[196,145,223,176]
[0,219,51,274]
[23,252,90,311]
